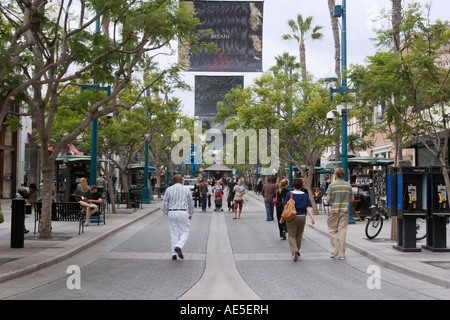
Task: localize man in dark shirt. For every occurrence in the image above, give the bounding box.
[79,185,103,226]
[199,178,208,211]
[226,177,236,211]
[262,177,277,221]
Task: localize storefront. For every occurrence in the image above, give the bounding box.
[55,155,92,202]
[327,156,394,218]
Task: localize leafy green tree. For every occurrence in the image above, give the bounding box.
[350,3,450,199]
[216,54,335,213]
[1,0,215,239]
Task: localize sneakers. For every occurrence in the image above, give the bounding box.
[330,254,345,260]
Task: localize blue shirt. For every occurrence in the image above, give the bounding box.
[162,183,194,216]
[284,191,311,215]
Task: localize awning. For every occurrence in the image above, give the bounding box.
[55,155,108,163]
[127,163,156,172]
[326,156,394,167]
[315,168,333,174]
[203,163,233,172]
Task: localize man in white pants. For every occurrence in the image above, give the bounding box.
[163,175,194,260]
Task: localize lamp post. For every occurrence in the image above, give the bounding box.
[142,131,151,204]
[81,82,110,187]
[142,68,151,204]
[288,66,293,190]
[327,0,355,225]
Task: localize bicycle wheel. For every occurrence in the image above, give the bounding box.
[416,218,427,240]
[365,214,383,239]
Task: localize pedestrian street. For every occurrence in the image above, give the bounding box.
[4,194,449,300]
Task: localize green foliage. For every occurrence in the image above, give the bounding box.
[350,2,450,154]
[215,53,335,173]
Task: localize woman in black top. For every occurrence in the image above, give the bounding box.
[280,178,315,261]
[276,179,289,240]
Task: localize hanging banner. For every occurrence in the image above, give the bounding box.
[180,1,264,72]
[195,75,244,116]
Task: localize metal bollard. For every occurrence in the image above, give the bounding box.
[11,199,25,248]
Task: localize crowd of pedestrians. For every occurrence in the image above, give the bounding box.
[164,168,352,263]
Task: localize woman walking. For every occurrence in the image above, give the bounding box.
[276,179,289,240]
[280,178,315,261]
[233,178,246,219]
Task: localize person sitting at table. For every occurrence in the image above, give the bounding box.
[79,185,103,226]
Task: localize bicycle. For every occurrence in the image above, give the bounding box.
[365,196,428,240]
[365,197,387,239]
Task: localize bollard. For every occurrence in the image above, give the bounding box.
[11,199,25,248]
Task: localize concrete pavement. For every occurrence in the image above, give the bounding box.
[0,191,449,296]
[0,198,161,284]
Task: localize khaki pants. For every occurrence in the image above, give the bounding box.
[327,212,348,258]
[286,215,306,255]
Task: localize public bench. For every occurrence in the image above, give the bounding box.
[34,201,106,235]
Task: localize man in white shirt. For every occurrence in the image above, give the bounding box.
[162,175,194,260]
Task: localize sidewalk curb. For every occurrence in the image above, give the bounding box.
[0,206,160,284]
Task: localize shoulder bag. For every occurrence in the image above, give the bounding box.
[281,192,296,222]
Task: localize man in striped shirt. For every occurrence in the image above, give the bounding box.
[325,167,354,260]
[163,175,194,260]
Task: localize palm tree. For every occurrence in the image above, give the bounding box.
[269,52,300,76]
[282,14,324,81]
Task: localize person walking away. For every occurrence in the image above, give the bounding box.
[227,177,236,211]
[262,177,277,221]
[325,167,354,260]
[199,178,208,211]
[207,181,212,208]
[193,179,200,208]
[256,177,263,195]
[276,179,289,240]
[162,175,194,260]
[280,178,315,261]
[233,178,246,219]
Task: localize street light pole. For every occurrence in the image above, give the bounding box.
[330,0,355,224]
[341,0,348,183]
[288,66,293,190]
[90,18,101,187]
[142,68,151,204]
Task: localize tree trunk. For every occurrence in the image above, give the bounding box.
[104,164,117,213]
[299,41,307,81]
[121,170,129,194]
[390,0,402,242]
[328,0,341,77]
[29,119,39,185]
[306,163,320,215]
[39,155,55,239]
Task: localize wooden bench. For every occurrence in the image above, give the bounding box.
[34,202,84,235]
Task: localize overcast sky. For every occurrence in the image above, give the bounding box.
[167,0,450,117]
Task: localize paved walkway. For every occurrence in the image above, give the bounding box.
[0,192,449,293]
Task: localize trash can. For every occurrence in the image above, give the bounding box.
[11,199,25,248]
